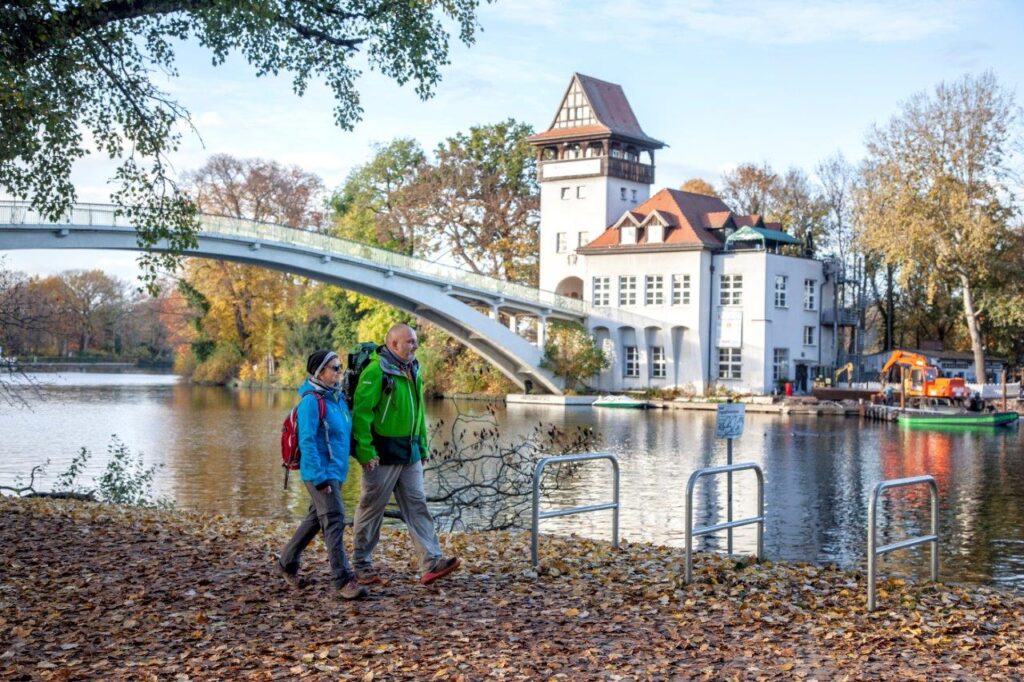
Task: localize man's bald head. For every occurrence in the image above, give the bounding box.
[386,324,418,362]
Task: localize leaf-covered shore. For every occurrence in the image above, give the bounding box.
[2,497,1022,680]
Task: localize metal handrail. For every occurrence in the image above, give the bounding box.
[0,200,586,315]
[685,462,764,584]
[531,453,619,569]
[867,475,939,612]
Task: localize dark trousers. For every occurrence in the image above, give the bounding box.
[279,479,354,587]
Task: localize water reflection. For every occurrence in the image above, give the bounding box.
[1,374,1022,590]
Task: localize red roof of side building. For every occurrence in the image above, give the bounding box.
[580,189,729,250]
[579,189,801,252]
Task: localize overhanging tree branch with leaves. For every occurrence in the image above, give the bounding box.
[1,0,484,291]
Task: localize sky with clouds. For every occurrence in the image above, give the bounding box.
[5,0,1024,280]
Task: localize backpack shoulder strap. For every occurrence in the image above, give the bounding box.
[300,391,327,420]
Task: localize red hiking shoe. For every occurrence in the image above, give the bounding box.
[420,557,461,585]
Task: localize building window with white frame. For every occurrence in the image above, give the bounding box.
[619,276,637,306]
[774,275,788,307]
[620,187,627,201]
[560,187,571,200]
[773,348,789,382]
[556,232,568,253]
[631,189,637,203]
[577,231,587,248]
[803,326,816,346]
[718,347,741,379]
[720,274,743,306]
[620,226,636,244]
[650,346,666,378]
[645,275,664,305]
[671,274,691,305]
[592,276,610,306]
[576,185,586,199]
[804,279,816,310]
[624,346,640,378]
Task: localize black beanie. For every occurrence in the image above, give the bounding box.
[306,349,337,377]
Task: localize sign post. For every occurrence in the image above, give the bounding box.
[715,400,746,554]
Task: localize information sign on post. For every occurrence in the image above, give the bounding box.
[716,401,746,554]
[715,402,746,439]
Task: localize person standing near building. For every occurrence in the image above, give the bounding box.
[277,349,368,600]
[351,324,461,586]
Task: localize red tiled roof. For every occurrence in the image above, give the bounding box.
[528,74,665,148]
[581,189,731,250]
[702,210,734,229]
[528,124,611,143]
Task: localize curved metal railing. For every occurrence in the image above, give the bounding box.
[0,200,587,315]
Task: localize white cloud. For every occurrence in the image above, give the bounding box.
[490,0,970,45]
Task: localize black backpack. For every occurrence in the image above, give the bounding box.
[342,343,393,409]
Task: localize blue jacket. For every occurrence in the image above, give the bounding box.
[296,379,351,487]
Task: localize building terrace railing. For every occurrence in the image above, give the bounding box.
[0,201,587,316]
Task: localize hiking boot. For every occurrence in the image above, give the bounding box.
[356,568,383,586]
[338,579,369,600]
[275,559,304,589]
[420,557,461,586]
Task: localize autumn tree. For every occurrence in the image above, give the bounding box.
[421,119,540,284]
[185,155,326,230]
[57,270,129,354]
[679,178,718,196]
[331,138,429,253]
[540,321,609,391]
[1,0,483,289]
[178,155,324,382]
[857,72,1021,381]
[719,162,780,216]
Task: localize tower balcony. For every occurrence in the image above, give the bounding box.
[539,157,655,184]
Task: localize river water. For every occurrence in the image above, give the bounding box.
[2,372,1023,590]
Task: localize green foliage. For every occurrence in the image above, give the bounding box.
[192,342,243,384]
[540,321,609,390]
[1,1,483,289]
[331,138,428,254]
[424,119,540,283]
[94,437,167,507]
[24,436,170,507]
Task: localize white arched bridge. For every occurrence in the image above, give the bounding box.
[0,201,597,393]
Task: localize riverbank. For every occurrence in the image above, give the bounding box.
[3,497,1023,680]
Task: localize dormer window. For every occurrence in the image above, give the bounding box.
[647,223,663,243]
[620,226,637,244]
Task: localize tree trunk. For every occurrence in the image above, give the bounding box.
[961,273,986,383]
[885,264,895,351]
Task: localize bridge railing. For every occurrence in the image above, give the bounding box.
[0,201,586,315]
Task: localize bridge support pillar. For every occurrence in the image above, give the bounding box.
[537,314,548,349]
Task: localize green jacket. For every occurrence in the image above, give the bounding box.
[351,351,428,466]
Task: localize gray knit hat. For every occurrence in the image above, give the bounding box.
[306,349,338,377]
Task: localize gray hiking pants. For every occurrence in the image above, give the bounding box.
[279,480,354,587]
[352,460,443,573]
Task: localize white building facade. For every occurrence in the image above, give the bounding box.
[529,74,837,395]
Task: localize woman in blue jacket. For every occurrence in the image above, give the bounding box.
[277,349,367,600]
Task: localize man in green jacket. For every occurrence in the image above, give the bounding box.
[351,324,461,586]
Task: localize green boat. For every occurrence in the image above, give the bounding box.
[898,410,1020,428]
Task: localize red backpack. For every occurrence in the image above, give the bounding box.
[280,391,327,488]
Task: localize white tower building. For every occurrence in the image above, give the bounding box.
[528,74,665,297]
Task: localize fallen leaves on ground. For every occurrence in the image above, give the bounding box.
[1,496,1022,680]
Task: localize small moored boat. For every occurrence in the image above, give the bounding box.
[898,410,1020,428]
[593,395,650,409]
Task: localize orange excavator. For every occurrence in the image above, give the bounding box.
[879,350,969,406]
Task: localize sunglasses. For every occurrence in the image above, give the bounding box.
[328,364,342,371]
